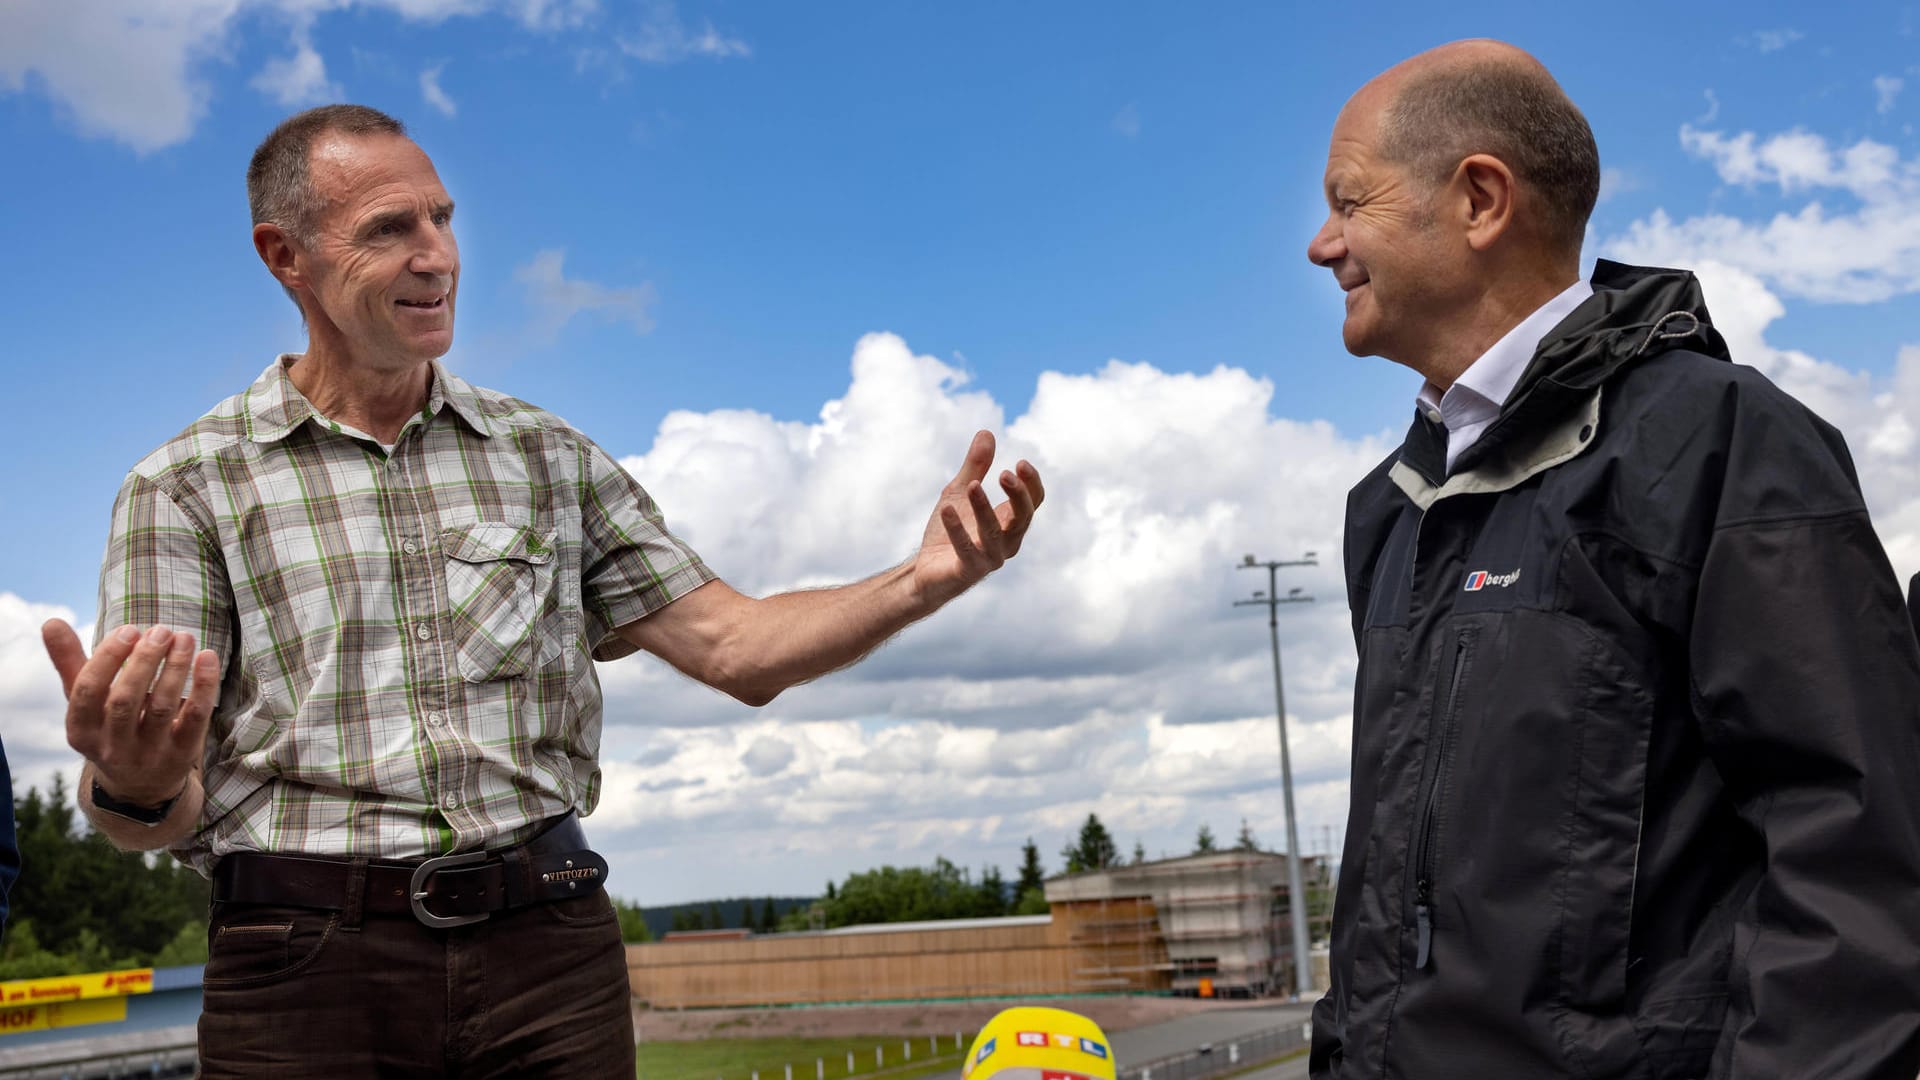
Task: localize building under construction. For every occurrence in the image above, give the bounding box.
[1044,850,1328,997]
[627,850,1327,1007]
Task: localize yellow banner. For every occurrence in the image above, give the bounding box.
[0,969,155,1007]
[0,997,128,1036]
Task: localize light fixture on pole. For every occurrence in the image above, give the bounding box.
[1235,552,1317,998]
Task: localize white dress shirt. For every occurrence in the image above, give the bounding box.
[1417,279,1594,473]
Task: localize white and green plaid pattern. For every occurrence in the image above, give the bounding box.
[96,356,714,874]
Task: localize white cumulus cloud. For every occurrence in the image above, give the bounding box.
[1607,125,1920,303]
[1876,74,1905,115]
[513,249,657,338]
[0,0,239,154]
[0,0,609,152]
[419,61,456,117]
[617,0,749,64]
[1747,28,1804,53]
[251,27,341,108]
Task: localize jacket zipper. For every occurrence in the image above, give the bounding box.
[1412,628,1475,970]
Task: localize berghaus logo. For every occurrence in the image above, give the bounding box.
[1463,568,1521,592]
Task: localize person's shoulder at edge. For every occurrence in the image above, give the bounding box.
[439,367,591,445]
[1597,341,1867,551]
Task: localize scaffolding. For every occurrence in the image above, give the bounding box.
[1044,850,1333,997]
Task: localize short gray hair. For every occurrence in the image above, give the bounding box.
[247,104,407,244]
[1379,61,1599,258]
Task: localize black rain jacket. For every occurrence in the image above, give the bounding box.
[1310,261,1920,1079]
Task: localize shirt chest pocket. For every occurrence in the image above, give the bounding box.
[441,522,557,682]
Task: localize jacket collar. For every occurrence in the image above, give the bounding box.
[1397,260,1730,490]
[243,356,495,444]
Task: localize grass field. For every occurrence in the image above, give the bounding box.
[638,1034,977,1080]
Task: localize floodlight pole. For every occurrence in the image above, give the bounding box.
[1235,553,1317,999]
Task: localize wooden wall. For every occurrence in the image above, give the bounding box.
[629,912,1169,1008]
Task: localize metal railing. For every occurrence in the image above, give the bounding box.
[0,1026,199,1080]
[1120,1023,1310,1080]
[0,1046,197,1080]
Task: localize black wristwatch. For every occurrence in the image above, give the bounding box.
[91,779,182,826]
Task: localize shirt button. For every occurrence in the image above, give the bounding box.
[443,794,460,810]
[426,712,443,726]
[402,539,419,555]
[415,623,433,641]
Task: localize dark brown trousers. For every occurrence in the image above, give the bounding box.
[197,888,634,1078]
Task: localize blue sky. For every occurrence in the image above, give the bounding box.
[3,1,1919,900]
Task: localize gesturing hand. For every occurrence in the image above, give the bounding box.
[43,621,220,806]
[913,431,1045,604]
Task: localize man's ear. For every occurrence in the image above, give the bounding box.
[1454,154,1517,252]
[253,222,306,293]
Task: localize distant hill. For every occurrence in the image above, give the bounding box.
[632,896,816,939]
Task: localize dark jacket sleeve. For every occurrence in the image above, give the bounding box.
[0,737,18,932]
[1908,572,1919,640]
[1689,390,1920,1078]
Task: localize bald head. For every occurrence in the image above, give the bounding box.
[1360,40,1598,259]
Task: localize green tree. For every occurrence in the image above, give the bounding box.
[7,775,210,972]
[757,896,777,933]
[1013,887,1049,916]
[1132,840,1147,865]
[1194,823,1218,853]
[705,901,724,930]
[1235,818,1259,852]
[614,897,653,943]
[1060,813,1119,873]
[1015,838,1045,897]
[977,866,1008,917]
[775,901,823,933]
[808,857,1014,928]
[0,921,139,980]
[152,920,210,967]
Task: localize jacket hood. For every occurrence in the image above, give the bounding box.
[1407,260,1733,484]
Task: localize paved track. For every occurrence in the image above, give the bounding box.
[1111,1002,1314,1065]
[1227,1052,1309,1080]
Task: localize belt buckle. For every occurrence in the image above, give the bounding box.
[408,851,491,929]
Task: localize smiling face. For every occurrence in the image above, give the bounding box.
[296,133,459,368]
[1306,85,1467,370]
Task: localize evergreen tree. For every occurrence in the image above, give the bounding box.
[2,774,211,978]
[1194,823,1218,853]
[1060,813,1120,873]
[705,901,724,930]
[978,866,1008,917]
[758,896,777,932]
[1235,818,1259,852]
[1016,838,1045,896]
[1132,840,1147,865]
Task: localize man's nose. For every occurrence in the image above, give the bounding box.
[1307,216,1345,267]
[411,223,456,277]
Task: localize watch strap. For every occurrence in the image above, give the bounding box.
[91,779,181,826]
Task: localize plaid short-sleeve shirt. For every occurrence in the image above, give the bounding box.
[96,356,714,874]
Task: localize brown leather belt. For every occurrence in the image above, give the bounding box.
[211,812,609,929]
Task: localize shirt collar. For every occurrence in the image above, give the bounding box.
[244,356,495,444]
[428,361,496,438]
[1415,278,1595,425]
